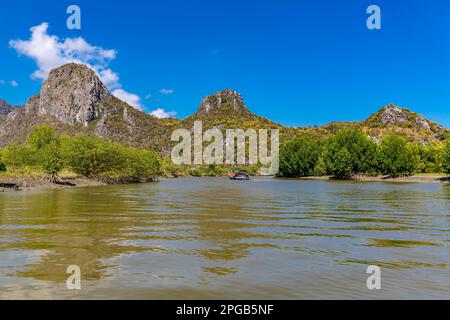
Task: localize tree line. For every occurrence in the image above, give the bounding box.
[278,128,450,179]
[0,125,161,182]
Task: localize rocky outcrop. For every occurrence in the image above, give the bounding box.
[369,104,435,131]
[0,99,13,117]
[379,104,409,126]
[195,89,252,118]
[38,63,111,126]
[413,115,431,131]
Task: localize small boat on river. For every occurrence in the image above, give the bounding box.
[228,170,250,181]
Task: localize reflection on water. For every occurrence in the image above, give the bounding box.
[0,178,449,299]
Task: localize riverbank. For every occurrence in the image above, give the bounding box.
[2,173,449,192]
[0,172,161,192]
[0,176,106,192]
[297,174,449,183]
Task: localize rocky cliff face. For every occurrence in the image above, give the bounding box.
[367,104,445,132]
[0,99,13,117]
[194,89,253,119]
[375,104,433,131]
[361,104,449,144]
[38,63,111,126]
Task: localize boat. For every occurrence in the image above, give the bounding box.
[228,170,250,181]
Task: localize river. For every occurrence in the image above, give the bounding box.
[0,177,449,299]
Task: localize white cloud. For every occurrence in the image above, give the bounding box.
[112,89,142,110]
[144,93,152,99]
[0,80,18,86]
[159,88,174,95]
[9,22,142,110]
[150,108,177,119]
[99,69,120,89]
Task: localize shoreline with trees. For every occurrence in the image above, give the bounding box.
[278,128,450,182]
[1,125,450,192]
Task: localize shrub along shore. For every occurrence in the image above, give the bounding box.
[0,125,161,191]
[278,128,450,180]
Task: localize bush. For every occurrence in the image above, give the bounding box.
[28,125,57,150]
[42,140,63,180]
[61,135,160,179]
[3,144,36,168]
[331,147,353,179]
[380,134,419,177]
[190,168,203,177]
[278,134,323,177]
[323,129,379,179]
[204,165,225,176]
[122,148,160,179]
[2,144,37,178]
[417,144,444,173]
[160,157,189,177]
[0,156,6,172]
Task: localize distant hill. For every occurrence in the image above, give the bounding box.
[362,104,448,143]
[0,63,448,153]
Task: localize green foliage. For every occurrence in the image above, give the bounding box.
[27,125,57,150]
[61,135,160,179]
[204,165,225,176]
[278,134,323,177]
[3,144,36,168]
[122,148,160,179]
[416,144,444,173]
[380,134,419,177]
[0,155,6,172]
[160,157,189,177]
[1,125,161,182]
[2,144,36,177]
[331,148,353,180]
[189,165,225,177]
[190,168,203,177]
[323,129,379,179]
[443,140,450,174]
[313,153,327,176]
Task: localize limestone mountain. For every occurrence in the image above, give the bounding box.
[0,63,165,149]
[38,63,111,126]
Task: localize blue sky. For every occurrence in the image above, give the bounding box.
[0,0,449,127]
